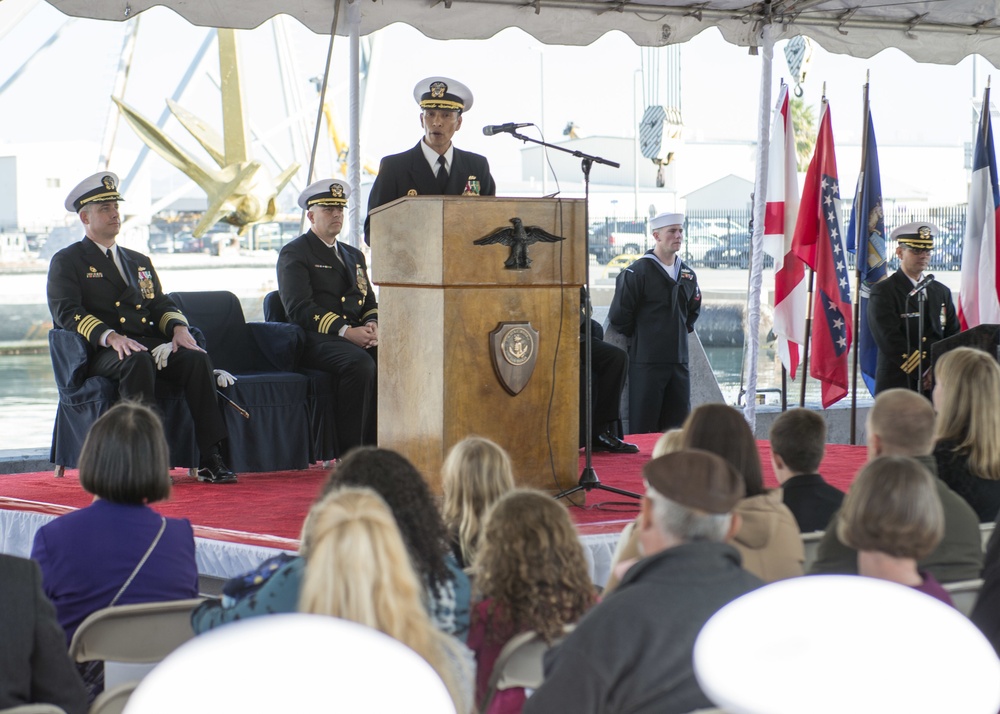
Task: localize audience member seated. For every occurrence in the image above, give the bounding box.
[523,451,763,714]
[299,487,473,713]
[971,509,1000,655]
[192,447,471,640]
[810,388,983,582]
[837,456,953,605]
[769,408,844,533]
[603,427,685,595]
[683,404,804,582]
[0,554,88,714]
[468,490,596,713]
[31,401,199,645]
[441,436,515,569]
[932,347,1000,522]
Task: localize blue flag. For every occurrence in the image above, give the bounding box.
[846,109,887,396]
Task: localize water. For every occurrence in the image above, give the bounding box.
[0,353,58,450]
[0,346,827,451]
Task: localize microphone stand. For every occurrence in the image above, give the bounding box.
[498,128,639,501]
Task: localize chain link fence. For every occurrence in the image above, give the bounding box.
[589,205,968,272]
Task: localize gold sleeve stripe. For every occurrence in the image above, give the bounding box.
[159,311,188,334]
[318,312,337,334]
[362,308,378,321]
[900,351,922,374]
[77,315,104,341]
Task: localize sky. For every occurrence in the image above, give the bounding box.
[1,1,998,220]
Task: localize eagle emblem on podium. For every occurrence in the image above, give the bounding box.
[474,217,564,269]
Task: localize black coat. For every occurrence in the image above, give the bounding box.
[867,269,959,393]
[47,237,189,348]
[780,473,845,533]
[607,253,701,364]
[276,231,378,342]
[364,141,496,244]
[0,555,88,714]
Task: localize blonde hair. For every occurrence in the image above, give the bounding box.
[934,347,1000,480]
[299,487,464,710]
[652,428,685,458]
[837,456,944,560]
[441,436,515,566]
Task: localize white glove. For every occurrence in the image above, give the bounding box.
[214,369,237,388]
[151,343,172,370]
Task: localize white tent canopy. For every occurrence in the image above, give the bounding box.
[41,0,1000,426]
[45,1,1000,65]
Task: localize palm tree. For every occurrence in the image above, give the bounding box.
[790,97,817,171]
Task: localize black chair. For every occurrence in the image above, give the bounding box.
[263,290,339,462]
[169,290,312,473]
[48,328,199,475]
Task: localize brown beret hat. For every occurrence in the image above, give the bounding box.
[643,449,745,514]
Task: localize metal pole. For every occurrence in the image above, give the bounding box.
[849,77,871,445]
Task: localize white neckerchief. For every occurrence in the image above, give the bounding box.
[420,139,454,176]
[643,252,681,281]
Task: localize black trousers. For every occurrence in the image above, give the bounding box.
[89,343,227,456]
[580,337,628,444]
[628,362,690,434]
[301,336,377,453]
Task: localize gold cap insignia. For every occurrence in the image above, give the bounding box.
[407,189,418,196]
[430,81,447,99]
[102,175,116,191]
[330,184,344,199]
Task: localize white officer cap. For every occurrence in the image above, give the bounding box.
[298,179,351,210]
[890,222,938,250]
[650,212,685,231]
[65,171,124,213]
[413,77,473,113]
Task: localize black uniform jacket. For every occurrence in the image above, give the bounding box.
[47,237,188,349]
[608,253,702,364]
[867,268,959,392]
[277,230,378,339]
[364,141,496,244]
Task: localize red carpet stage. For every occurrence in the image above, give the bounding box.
[0,436,867,585]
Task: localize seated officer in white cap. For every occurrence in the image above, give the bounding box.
[608,212,702,433]
[868,222,959,395]
[47,172,236,483]
[277,179,378,453]
[364,76,496,245]
[525,450,762,714]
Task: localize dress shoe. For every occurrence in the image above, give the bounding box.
[197,453,238,484]
[592,432,640,454]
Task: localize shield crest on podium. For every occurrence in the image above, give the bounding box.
[490,322,539,395]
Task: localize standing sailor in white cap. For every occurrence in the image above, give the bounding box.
[868,222,959,394]
[364,76,496,245]
[608,212,702,433]
[47,171,237,483]
[277,179,378,452]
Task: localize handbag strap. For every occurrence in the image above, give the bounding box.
[109,515,167,607]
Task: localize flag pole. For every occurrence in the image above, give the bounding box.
[849,73,870,445]
[799,267,814,407]
[798,85,827,408]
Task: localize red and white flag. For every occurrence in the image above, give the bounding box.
[791,101,852,408]
[764,83,806,378]
[959,87,1000,329]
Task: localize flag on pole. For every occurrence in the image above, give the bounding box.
[764,83,806,379]
[791,101,852,408]
[846,106,886,396]
[959,87,1000,329]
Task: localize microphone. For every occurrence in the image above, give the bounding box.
[483,122,532,136]
[908,274,935,298]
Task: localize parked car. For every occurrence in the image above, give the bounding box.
[588,219,648,263]
[681,233,724,267]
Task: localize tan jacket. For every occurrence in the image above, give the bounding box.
[732,491,805,582]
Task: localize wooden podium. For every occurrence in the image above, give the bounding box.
[370,197,585,494]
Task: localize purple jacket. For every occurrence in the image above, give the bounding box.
[31,499,198,643]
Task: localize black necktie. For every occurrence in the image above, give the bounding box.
[436,155,449,191]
